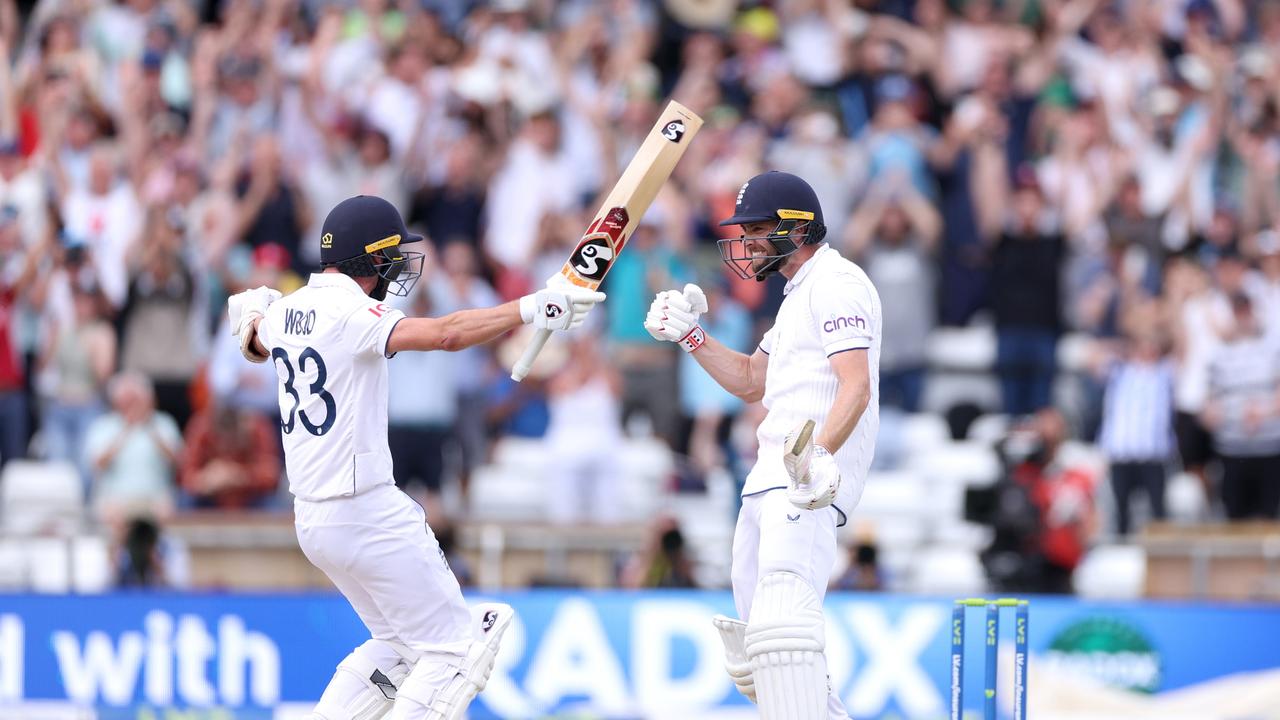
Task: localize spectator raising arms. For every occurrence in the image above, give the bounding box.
[846,170,940,413]
[983,167,1065,417]
[0,204,41,466]
[37,278,114,489]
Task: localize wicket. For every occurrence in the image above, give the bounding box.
[951,598,1029,720]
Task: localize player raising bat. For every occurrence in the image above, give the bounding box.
[226,195,604,720]
[645,171,881,720]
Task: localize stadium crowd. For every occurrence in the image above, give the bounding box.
[1,0,1279,591]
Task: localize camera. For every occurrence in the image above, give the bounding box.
[999,428,1049,467]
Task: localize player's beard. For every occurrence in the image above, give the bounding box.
[749,240,783,275]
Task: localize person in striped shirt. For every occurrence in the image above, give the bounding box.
[1097,324,1176,535]
[1202,293,1280,520]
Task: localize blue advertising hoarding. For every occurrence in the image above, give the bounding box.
[0,591,1278,719]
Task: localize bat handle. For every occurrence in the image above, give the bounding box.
[510,328,552,382]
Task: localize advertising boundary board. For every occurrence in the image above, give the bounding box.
[1,591,1278,719]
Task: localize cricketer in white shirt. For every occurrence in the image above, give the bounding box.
[228,195,605,720]
[646,171,880,720]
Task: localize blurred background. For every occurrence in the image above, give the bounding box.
[1,0,1280,717]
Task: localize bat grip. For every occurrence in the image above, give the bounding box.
[510,328,552,382]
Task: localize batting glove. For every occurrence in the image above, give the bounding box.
[520,276,607,332]
[783,420,841,510]
[227,286,281,363]
[644,283,708,352]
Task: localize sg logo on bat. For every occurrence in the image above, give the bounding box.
[569,238,615,280]
[661,119,686,143]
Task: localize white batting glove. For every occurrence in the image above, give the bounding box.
[712,615,756,703]
[227,286,281,363]
[783,420,841,510]
[520,276,607,332]
[644,283,708,352]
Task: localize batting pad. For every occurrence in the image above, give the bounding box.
[394,603,514,720]
[712,615,757,703]
[311,639,414,720]
[744,572,828,720]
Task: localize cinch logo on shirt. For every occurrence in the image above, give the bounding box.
[284,308,317,335]
[823,315,867,333]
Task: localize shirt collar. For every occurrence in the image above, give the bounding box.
[783,244,831,295]
[308,272,367,295]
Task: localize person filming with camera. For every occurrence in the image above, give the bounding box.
[988,408,1099,594]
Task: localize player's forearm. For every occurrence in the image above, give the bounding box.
[438,302,526,350]
[390,302,523,353]
[816,376,871,453]
[691,335,763,403]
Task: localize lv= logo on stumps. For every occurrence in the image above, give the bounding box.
[952,598,1029,720]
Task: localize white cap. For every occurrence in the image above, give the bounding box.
[1148,86,1181,117]
[1175,55,1214,92]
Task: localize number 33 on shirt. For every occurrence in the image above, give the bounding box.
[255,274,406,501]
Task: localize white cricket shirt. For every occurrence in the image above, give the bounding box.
[257,273,406,501]
[746,244,882,524]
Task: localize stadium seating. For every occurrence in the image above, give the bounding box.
[0,535,112,594]
[906,440,1002,489]
[1073,544,1148,599]
[966,414,1010,446]
[0,460,83,536]
[908,545,987,595]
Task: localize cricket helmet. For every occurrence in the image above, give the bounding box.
[717,171,827,281]
[319,195,424,301]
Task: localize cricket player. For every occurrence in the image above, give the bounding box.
[646,172,880,719]
[226,195,605,720]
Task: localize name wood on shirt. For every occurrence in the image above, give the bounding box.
[284,308,317,335]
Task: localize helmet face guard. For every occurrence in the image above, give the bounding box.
[370,247,424,301]
[329,234,424,300]
[717,217,825,282]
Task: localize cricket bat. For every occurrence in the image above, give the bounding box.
[510,100,704,382]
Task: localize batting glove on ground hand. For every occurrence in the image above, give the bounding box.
[227,286,281,363]
[644,283,708,352]
[520,277,606,332]
[783,420,841,510]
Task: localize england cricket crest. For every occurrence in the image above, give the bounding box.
[566,207,629,284]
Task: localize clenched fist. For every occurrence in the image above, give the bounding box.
[644,283,708,352]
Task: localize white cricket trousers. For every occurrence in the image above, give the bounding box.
[731,489,850,720]
[295,483,472,658]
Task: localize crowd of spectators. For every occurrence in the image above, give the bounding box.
[1,0,1279,590]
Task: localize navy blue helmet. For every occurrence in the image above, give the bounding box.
[717,171,827,281]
